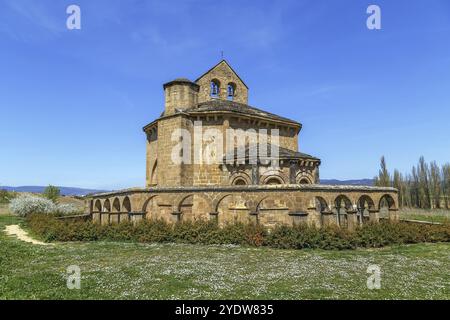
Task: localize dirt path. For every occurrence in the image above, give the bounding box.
[4,225,50,246]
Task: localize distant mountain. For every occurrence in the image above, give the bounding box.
[1,180,374,196]
[320,179,374,186]
[0,186,109,196]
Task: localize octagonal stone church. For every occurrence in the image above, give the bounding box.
[87,60,398,229]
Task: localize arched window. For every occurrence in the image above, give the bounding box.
[233,178,247,186]
[266,177,283,185]
[210,79,220,98]
[299,178,310,185]
[227,83,236,101]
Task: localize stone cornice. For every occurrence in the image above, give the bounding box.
[187,110,301,128]
[142,108,302,133]
[88,184,398,198]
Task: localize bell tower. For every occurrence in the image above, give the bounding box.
[195,60,248,105]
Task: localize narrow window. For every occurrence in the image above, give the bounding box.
[211,79,220,98]
[227,83,236,101]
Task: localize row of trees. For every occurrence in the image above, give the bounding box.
[374,156,450,209]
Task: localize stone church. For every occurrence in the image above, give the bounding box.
[87,60,398,229]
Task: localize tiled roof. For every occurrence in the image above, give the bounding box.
[223,143,320,162]
[163,78,199,89]
[185,100,301,126]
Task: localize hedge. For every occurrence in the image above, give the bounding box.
[27,214,450,250]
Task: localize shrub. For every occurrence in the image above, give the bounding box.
[55,203,82,216]
[26,214,450,249]
[134,219,174,243]
[9,195,56,217]
[266,224,355,250]
[354,221,450,247]
[0,189,16,204]
[43,185,60,203]
[8,195,83,217]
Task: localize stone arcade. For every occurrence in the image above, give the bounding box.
[86,60,398,229]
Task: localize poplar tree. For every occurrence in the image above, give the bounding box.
[443,164,450,209]
[393,170,404,208]
[374,156,391,187]
[429,161,441,208]
[378,157,449,209]
[418,157,431,209]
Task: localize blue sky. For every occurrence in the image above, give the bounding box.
[1,0,449,189]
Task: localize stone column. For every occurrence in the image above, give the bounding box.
[130,212,144,225]
[171,211,182,223]
[369,209,379,223]
[306,206,321,227]
[101,213,110,225]
[252,164,259,185]
[110,213,119,224]
[120,213,129,222]
[289,161,297,184]
[92,212,101,224]
[249,212,259,224]
[209,212,219,223]
[389,209,399,222]
[321,210,336,227]
[289,212,309,226]
[223,118,230,162]
[346,211,358,231]
[359,208,366,225]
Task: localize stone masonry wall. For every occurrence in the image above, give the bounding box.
[196,61,248,105]
[89,185,399,230]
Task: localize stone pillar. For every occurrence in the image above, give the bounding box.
[306,202,321,227]
[357,207,366,225]
[92,212,101,224]
[306,209,321,227]
[289,161,297,184]
[346,211,358,231]
[120,213,129,223]
[101,213,110,225]
[171,211,182,223]
[252,164,259,185]
[110,213,119,224]
[249,212,259,224]
[130,213,144,225]
[321,210,336,227]
[209,212,219,223]
[369,210,379,223]
[289,212,309,226]
[389,209,399,222]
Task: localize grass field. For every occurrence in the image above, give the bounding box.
[0,214,449,300]
[398,208,450,223]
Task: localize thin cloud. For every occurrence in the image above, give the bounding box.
[130,27,200,53]
[1,0,63,41]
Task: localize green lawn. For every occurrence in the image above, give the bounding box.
[1,214,449,300]
[399,208,450,224]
